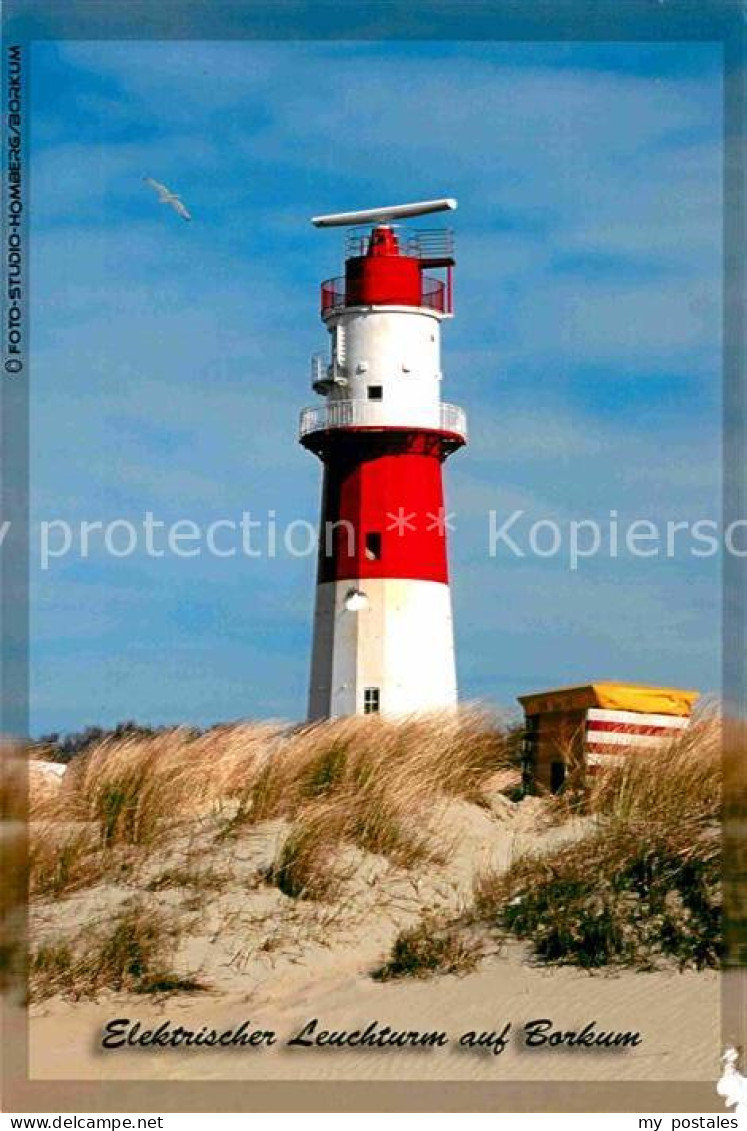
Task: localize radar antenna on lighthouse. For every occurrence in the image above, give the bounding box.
[311,197,457,228]
[300,196,466,719]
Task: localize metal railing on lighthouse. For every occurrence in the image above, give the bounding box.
[299,400,467,442]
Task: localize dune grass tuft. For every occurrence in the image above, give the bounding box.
[62,723,286,847]
[262,709,509,897]
[474,822,720,970]
[269,804,350,900]
[29,823,115,898]
[145,863,231,893]
[372,918,483,981]
[29,898,207,1001]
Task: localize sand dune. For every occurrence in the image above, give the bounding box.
[28,796,719,1083]
[25,717,721,1085]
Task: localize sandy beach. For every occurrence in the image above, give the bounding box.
[28,947,719,1082]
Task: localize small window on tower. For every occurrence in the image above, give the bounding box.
[367,385,383,401]
[363,687,380,714]
[365,532,382,561]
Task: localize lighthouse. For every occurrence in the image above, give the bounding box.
[300,199,467,720]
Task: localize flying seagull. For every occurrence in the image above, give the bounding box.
[143,177,192,221]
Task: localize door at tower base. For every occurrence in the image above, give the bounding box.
[308,577,458,719]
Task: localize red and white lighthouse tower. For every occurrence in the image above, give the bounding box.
[300,199,467,719]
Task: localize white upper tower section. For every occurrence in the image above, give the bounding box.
[301,199,466,443]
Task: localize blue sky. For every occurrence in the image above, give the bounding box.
[29,41,722,733]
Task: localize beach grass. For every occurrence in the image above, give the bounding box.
[384,715,723,974]
[25,709,724,1000]
[29,898,208,1001]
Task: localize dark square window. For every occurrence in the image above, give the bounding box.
[367,385,383,400]
[365,532,382,561]
[363,687,380,714]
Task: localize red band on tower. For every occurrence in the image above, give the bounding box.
[316,433,450,584]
